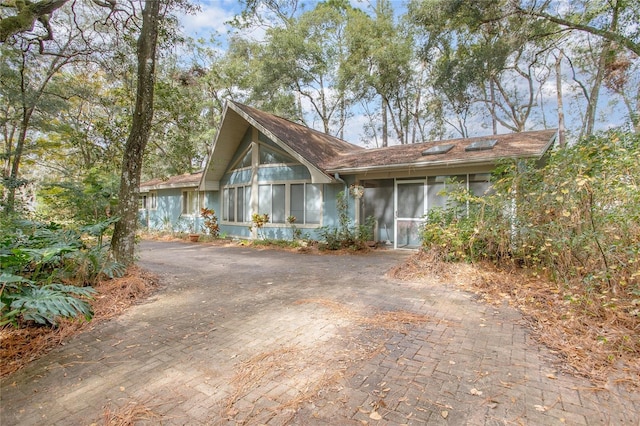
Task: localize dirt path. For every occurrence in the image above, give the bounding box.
[1,240,638,425]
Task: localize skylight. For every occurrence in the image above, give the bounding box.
[465,139,498,152]
[422,144,454,156]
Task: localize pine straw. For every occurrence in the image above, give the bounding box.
[99,398,162,426]
[221,299,434,424]
[0,266,157,378]
[389,250,640,389]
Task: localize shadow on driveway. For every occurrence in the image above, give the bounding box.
[1,240,638,425]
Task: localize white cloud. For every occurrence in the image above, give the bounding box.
[178,1,237,39]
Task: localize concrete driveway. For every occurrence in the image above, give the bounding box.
[1,240,638,425]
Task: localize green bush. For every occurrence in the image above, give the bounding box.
[318,191,374,250]
[421,129,640,296]
[0,218,124,327]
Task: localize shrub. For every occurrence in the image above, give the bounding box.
[201,208,220,238]
[318,190,374,250]
[0,218,124,327]
[420,129,640,296]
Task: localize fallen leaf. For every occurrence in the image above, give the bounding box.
[534,404,547,412]
[470,388,483,396]
[369,411,382,420]
[441,410,449,419]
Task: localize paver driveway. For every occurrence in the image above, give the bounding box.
[1,240,639,425]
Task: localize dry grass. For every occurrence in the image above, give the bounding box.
[99,399,162,426]
[220,299,436,424]
[0,266,157,378]
[389,250,640,388]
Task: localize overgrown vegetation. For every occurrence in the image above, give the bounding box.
[420,130,639,362]
[0,217,124,327]
[318,191,375,250]
[421,130,639,293]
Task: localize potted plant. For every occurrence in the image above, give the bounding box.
[187,220,200,242]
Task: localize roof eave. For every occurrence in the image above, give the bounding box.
[229,102,336,184]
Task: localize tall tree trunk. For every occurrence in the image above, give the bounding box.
[555,51,566,147]
[381,96,388,147]
[110,0,161,264]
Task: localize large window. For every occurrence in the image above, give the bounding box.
[223,183,322,225]
[259,184,285,223]
[290,183,321,224]
[223,186,251,222]
[182,190,204,215]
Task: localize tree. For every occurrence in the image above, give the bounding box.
[110,0,161,265]
[255,1,352,135]
[409,0,556,135]
[514,0,640,56]
[1,4,105,213]
[344,0,416,146]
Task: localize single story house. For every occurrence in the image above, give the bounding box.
[140,101,557,249]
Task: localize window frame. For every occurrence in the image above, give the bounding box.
[221,181,323,226]
[181,190,203,216]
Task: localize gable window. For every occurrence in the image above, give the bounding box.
[259,146,295,165]
[182,190,203,215]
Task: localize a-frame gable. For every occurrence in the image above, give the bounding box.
[200,101,362,191]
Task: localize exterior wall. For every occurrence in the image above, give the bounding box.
[219,127,339,241]
[139,190,217,234]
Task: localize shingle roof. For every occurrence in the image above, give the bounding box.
[325,129,557,173]
[230,102,363,170]
[140,172,202,191]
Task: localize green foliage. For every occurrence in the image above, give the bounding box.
[250,213,269,239]
[318,191,374,250]
[0,218,124,327]
[36,168,119,225]
[420,130,640,296]
[0,274,96,327]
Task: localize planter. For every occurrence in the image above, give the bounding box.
[188,234,200,242]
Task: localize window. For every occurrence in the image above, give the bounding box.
[259,184,285,223]
[149,191,157,210]
[139,192,157,210]
[291,183,321,224]
[223,186,251,222]
[182,190,203,215]
[259,146,294,165]
[223,183,322,225]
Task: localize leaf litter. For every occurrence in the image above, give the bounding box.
[1,266,157,378]
[388,250,640,389]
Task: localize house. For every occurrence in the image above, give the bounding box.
[140,101,557,249]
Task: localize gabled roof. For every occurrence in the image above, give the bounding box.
[325,129,557,174]
[140,172,202,192]
[195,101,556,191]
[199,101,362,190]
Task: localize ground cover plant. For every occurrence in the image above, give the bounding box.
[0,217,124,327]
[418,129,640,385]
